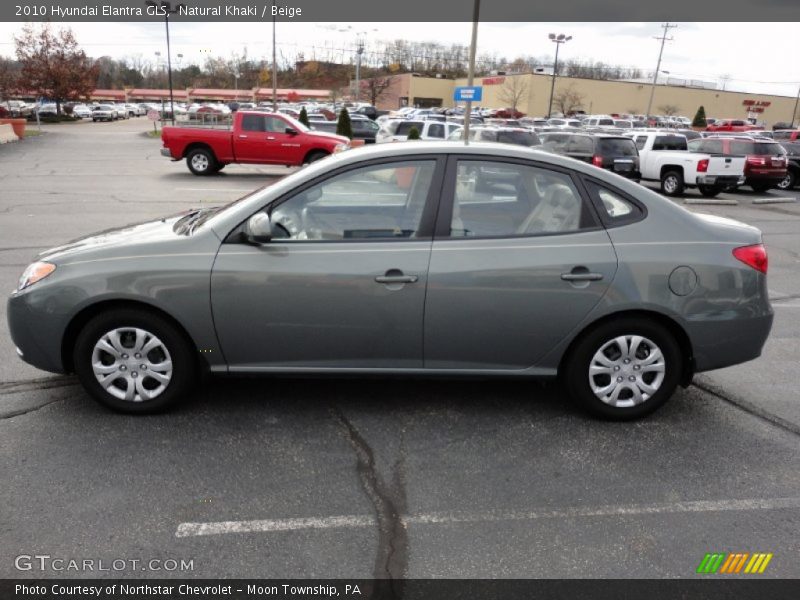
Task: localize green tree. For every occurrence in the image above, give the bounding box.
[336,108,352,139]
[298,106,310,127]
[692,106,707,128]
[407,126,421,140]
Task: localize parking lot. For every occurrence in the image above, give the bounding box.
[1,117,800,579]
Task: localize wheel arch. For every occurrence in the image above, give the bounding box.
[61,299,204,374]
[182,142,216,160]
[303,148,330,164]
[558,309,695,386]
[659,164,684,179]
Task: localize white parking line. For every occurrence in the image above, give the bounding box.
[175,496,800,538]
[773,304,800,308]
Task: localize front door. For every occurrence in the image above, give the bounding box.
[234,114,302,164]
[424,157,618,370]
[211,158,444,370]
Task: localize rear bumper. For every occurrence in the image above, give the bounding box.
[687,312,773,373]
[696,174,741,186]
[160,147,175,159]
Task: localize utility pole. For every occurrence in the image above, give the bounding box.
[354,37,364,103]
[791,82,800,129]
[271,0,277,111]
[645,22,677,123]
[463,0,480,145]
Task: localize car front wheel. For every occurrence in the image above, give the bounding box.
[73,309,196,413]
[563,318,682,420]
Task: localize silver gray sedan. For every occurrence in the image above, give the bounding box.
[7,143,773,419]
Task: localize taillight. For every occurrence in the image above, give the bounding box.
[747,156,766,166]
[697,159,709,173]
[733,244,768,274]
[592,155,604,167]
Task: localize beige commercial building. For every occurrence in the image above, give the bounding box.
[375,72,799,125]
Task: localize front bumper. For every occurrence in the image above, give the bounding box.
[7,293,69,374]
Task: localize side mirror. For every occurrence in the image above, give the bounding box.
[244,212,272,244]
[285,127,298,135]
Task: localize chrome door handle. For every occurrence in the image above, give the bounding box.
[561,272,603,281]
[238,134,248,139]
[266,136,276,140]
[375,275,418,284]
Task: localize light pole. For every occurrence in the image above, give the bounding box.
[546,33,572,118]
[791,82,800,129]
[271,0,277,111]
[145,1,185,125]
[353,29,377,104]
[463,0,480,145]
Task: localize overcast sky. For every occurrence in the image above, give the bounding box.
[1,21,798,97]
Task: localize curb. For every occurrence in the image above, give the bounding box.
[752,197,797,205]
[683,199,738,206]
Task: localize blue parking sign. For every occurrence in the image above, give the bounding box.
[454,86,482,102]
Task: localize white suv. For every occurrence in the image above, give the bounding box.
[376,120,462,143]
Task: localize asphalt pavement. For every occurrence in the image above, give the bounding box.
[1,118,799,579]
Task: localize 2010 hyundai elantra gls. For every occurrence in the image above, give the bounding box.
[7,142,773,419]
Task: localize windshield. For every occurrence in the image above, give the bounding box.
[730,141,785,156]
[280,114,310,133]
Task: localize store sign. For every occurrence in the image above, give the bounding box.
[454,86,483,102]
[743,100,771,107]
[482,77,506,85]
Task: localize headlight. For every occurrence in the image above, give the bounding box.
[17,262,56,292]
[333,143,349,154]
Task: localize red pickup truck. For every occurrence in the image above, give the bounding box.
[705,119,759,133]
[160,111,350,175]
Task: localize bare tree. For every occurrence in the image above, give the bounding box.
[0,57,20,107]
[14,24,98,114]
[553,83,585,116]
[361,77,392,106]
[497,76,528,112]
[658,104,680,116]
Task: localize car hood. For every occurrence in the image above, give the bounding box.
[307,130,350,144]
[37,211,196,263]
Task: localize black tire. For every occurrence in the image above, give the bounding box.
[660,170,685,196]
[697,184,723,198]
[304,150,329,164]
[73,308,197,414]
[776,170,796,191]
[562,317,682,420]
[750,182,771,193]
[186,147,217,176]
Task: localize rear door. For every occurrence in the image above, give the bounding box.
[423,156,618,371]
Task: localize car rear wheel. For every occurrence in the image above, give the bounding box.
[563,318,682,420]
[73,309,196,413]
[697,184,723,198]
[186,148,216,176]
[776,171,796,190]
[660,170,685,196]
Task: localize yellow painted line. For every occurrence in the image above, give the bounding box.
[749,554,766,573]
[744,554,759,573]
[758,553,773,573]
